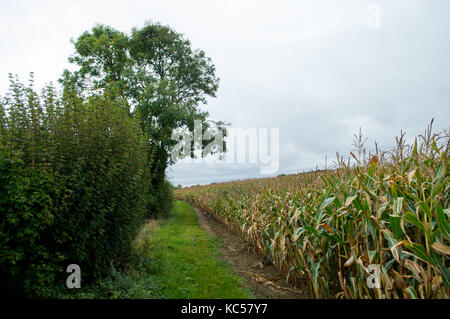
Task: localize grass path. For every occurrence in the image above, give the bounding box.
[62,200,254,298]
[145,200,254,298]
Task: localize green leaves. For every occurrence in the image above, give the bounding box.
[389,215,403,239]
[404,211,425,231]
[319,196,336,211]
[67,24,130,94]
[435,202,450,240]
[310,261,321,298]
[430,252,450,288]
[0,77,154,297]
[404,242,433,264]
[64,22,223,166]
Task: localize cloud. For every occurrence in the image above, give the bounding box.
[1,0,448,186]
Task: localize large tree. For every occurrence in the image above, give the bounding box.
[61,22,227,215]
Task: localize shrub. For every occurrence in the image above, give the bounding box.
[0,74,152,297]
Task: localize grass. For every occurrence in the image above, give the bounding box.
[145,200,254,298]
[60,200,254,299]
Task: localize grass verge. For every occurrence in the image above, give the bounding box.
[146,200,254,298]
[59,200,253,299]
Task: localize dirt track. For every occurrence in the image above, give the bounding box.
[194,207,307,299]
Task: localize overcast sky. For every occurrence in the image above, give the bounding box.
[1,0,449,186]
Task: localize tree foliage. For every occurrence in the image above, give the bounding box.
[62,22,227,216]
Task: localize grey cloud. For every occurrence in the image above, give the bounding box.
[1,0,448,186]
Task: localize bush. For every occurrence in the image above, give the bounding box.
[148,178,174,219]
[0,75,153,297]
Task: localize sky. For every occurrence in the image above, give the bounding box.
[1,0,449,186]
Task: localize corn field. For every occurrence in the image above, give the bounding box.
[175,123,450,299]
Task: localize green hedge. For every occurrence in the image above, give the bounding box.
[0,75,153,297]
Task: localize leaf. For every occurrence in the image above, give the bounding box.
[407,169,416,184]
[432,162,445,192]
[380,265,394,290]
[344,256,354,267]
[389,215,403,239]
[430,252,450,288]
[404,259,425,283]
[319,223,334,234]
[393,197,404,216]
[391,240,406,263]
[418,201,432,218]
[431,242,450,256]
[435,201,450,240]
[311,261,321,295]
[383,229,397,247]
[383,230,402,262]
[368,250,377,263]
[404,211,425,231]
[344,195,357,208]
[391,269,406,289]
[405,286,417,299]
[320,197,335,211]
[404,242,433,264]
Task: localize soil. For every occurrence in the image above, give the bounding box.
[194,207,307,299]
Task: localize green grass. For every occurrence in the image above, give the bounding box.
[146,200,254,298]
[60,200,253,299]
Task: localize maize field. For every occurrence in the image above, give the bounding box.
[175,123,450,298]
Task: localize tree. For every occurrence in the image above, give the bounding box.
[61,25,130,101]
[61,22,228,216]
